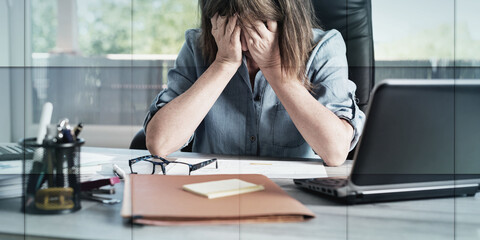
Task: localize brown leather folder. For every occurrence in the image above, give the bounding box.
[121,174,315,225]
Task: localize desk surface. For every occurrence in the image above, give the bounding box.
[0,147,479,240]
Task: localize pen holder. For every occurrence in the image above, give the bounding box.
[22,137,85,214]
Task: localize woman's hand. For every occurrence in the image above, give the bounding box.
[243,20,281,73]
[211,13,242,69]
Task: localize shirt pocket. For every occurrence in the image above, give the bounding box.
[272,103,306,147]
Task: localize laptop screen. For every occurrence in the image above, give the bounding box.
[350,80,480,186]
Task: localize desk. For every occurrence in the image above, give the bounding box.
[0,147,479,240]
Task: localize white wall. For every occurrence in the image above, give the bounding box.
[0,0,12,142]
[8,0,26,67]
[0,0,9,66]
[0,0,29,142]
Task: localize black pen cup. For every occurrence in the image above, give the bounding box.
[22,137,85,214]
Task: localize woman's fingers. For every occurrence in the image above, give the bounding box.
[232,25,241,45]
[252,20,268,39]
[217,15,228,35]
[225,14,237,37]
[244,24,261,47]
[249,20,277,39]
[211,13,219,31]
[266,20,278,33]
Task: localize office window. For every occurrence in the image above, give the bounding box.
[22,0,199,147]
[372,0,480,82]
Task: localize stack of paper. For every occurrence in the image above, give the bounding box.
[0,160,23,199]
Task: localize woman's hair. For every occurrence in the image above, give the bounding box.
[199,0,318,88]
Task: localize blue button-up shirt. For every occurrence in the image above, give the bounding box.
[144,28,365,159]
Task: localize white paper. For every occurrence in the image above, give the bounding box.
[0,160,23,176]
[80,152,116,167]
[164,158,327,178]
[79,152,117,180]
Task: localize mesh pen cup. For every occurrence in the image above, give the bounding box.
[23,137,85,214]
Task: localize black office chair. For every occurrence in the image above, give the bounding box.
[312,0,375,112]
[129,129,148,150]
[130,129,193,151]
[130,0,375,151]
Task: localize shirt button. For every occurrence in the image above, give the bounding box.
[250,136,256,142]
[254,95,261,101]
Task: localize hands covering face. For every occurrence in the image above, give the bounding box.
[211,13,242,68]
[211,13,280,72]
[241,20,281,71]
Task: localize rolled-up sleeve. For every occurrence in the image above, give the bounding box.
[308,30,366,150]
[143,30,200,143]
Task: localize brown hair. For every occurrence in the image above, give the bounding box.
[199,0,318,88]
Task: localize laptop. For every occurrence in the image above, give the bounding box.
[0,143,35,160]
[294,79,480,203]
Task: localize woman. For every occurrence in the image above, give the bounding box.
[144,0,365,166]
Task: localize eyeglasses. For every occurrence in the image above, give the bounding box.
[128,155,218,175]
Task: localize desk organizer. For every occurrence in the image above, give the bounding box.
[23,137,84,214]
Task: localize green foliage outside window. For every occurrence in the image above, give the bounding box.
[31,0,57,53]
[131,0,199,54]
[32,0,199,56]
[375,23,480,61]
[32,1,478,61]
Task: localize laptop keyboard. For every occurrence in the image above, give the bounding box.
[0,145,35,160]
[311,178,348,188]
[1,145,22,154]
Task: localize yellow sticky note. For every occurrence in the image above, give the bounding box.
[183,179,264,199]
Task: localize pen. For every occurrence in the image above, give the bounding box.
[113,164,126,179]
[80,193,121,204]
[81,177,120,191]
[85,188,116,195]
[67,149,78,193]
[45,126,56,187]
[61,129,74,143]
[46,147,54,187]
[55,150,65,187]
[57,118,74,143]
[73,122,83,139]
[26,161,45,194]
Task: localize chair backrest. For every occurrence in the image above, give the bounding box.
[312,0,375,111]
[130,129,147,150]
[129,129,193,151]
